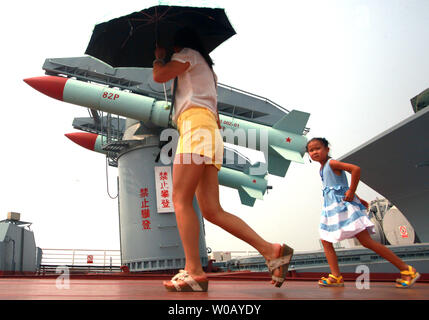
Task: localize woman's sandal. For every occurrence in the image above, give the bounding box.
[396,265,420,289]
[163,269,209,292]
[266,244,294,288]
[318,274,344,287]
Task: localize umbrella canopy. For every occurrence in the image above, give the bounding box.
[85,5,236,68]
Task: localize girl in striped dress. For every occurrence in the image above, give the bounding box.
[307,137,420,288]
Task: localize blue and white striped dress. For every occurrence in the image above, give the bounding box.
[319,158,375,243]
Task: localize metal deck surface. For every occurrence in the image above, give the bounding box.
[0,277,427,300]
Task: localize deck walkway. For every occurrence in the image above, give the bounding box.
[0,277,427,300]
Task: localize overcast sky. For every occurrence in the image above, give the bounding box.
[0,0,428,255]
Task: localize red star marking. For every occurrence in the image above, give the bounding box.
[286,137,292,143]
[252,179,256,183]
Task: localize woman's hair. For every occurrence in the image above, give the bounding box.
[173,27,214,69]
[306,137,330,152]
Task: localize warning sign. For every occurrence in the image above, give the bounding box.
[154,166,174,213]
[87,255,94,264]
[399,226,408,238]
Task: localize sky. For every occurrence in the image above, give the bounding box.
[0,0,428,255]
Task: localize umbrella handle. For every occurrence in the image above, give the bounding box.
[162,83,168,106]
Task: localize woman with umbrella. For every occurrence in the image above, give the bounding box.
[153,27,294,292]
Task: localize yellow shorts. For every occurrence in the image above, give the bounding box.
[175,106,224,171]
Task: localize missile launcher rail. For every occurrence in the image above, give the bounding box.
[71,116,268,176]
[29,54,311,180]
[72,114,125,138]
[42,55,309,134]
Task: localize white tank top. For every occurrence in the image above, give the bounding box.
[170,48,218,123]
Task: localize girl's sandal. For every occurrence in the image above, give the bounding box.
[163,269,209,292]
[266,244,294,288]
[396,265,420,288]
[318,274,344,287]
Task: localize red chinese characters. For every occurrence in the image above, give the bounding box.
[159,171,171,209]
[142,220,151,230]
[140,187,149,198]
[154,166,174,213]
[140,187,151,230]
[141,208,150,219]
[161,198,170,208]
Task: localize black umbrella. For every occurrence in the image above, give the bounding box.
[85,5,236,68]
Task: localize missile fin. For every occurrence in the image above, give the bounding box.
[267,152,291,177]
[273,110,310,134]
[241,186,264,200]
[238,188,257,207]
[270,145,304,164]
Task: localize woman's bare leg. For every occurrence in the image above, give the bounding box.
[171,154,206,277]
[195,164,284,274]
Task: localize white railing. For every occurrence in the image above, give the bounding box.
[39,248,262,271]
[40,248,121,267]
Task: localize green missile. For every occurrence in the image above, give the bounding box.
[25,75,309,177]
[220,110,309,177]
[64,132,269,207]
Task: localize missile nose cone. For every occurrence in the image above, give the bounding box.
[65,132,98,151]
[23,76,68,101]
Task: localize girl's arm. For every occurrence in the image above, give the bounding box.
[152,47,190,83]
[329,159,361,202]
[356,194,369,209]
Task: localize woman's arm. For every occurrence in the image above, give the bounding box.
[329,159,361,202]
[153,60,190,83]
[152,47,190,83]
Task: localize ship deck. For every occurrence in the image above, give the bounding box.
[1,279,428,301]
[1,272,428,301]
[1,274,427,318]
